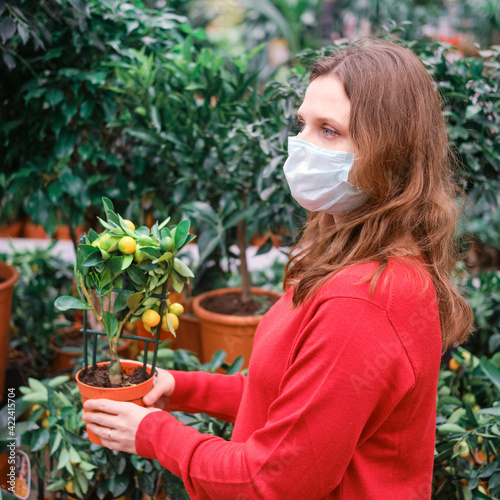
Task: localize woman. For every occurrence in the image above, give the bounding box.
[83,38,473,499]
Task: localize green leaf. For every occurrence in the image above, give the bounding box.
[102,312,118,340]
[55,296,92,311]
[31,428,50,451]
[114,290,135,314]
[107,474,130,497]
[209,350,226,370]
[118,214,137,238]
[174,220,190,248]
[126,292,144,311]
[47,478,67,492]
[82,253,105,267]
[158,217,171,230]
[140,246,161,259]
[226,356,244,375]
[121,254,134,270]
[57,448,70,471]
[127,266,147,286]
[480,358,500,392]
[48,375,70,388]
[45,89,64,107]
[136,226,150,237]
[465,104,482,120]
[108,255,124,277]
[477,407,500,416]
[437,423,467,434]
[50,432,63,455]
[173,257,194,278]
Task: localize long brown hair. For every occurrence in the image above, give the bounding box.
[284,38,473,352]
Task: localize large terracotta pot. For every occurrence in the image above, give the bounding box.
[0,262,19,396]
[192,287,281,369]
[76,360,155,445]
[175,314,202,358]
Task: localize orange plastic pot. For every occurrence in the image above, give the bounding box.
[192,288,281,368]
[0,262,19,396]
[76,360,155,445]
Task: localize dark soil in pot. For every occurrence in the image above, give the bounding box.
[199,292,279,316]
[78,364,147,388]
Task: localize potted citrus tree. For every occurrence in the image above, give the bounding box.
[55,198,195,444]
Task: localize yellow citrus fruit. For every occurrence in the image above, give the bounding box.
[456,440,469,458]
[160,236,174,252]
[449,358,461,371]
[41,418,50,429]
[30,404,41,415]
[118,236,136,255]
[142,309,160,328]
[133,246,146,263]
[99,234,116,251]
[124,220,135,231]
[65,481,75,494]
[463,393,476,406]
[477,435,484,444]
[168,303,184,317]
[473,404,481,413]
[162,313,179,331]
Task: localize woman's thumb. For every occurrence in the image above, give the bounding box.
[143,385,164,405]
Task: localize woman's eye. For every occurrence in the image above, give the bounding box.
[322,127,340,138]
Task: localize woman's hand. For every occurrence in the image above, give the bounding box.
[142,368,176,410]
[82,400,161,454]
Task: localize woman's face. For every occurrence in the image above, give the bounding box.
[296,75,357,155]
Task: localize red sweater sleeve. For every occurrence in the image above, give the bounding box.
[136,298,415,499]
[164,370,246,423]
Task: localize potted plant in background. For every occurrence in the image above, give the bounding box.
[55,198,195,444]
[109,36,307,367]
[0,242,74,381]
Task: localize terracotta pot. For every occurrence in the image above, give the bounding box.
[0,452,8,490]
[1,345,31,406]
[54,225,86,241]
[22,221,49,239]
[165,292,202,357]
[192,288,281,369]
[174,313,202,358]
[76,360,155,445]
[136,321,176,351]
[0,262,19,396]
[0,220,24,238]
[53,336,132,374]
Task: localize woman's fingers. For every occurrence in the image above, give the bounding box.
[142,369,175,406]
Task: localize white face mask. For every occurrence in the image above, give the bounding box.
[283,136,368,215]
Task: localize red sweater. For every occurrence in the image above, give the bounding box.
[136,259,442,499]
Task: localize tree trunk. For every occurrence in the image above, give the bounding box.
[108,337,122,385]
[237,220,252,304]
